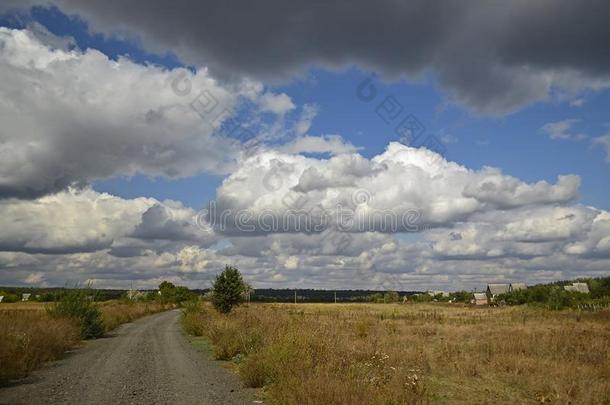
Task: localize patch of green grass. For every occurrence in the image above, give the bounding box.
[189,336,214,358]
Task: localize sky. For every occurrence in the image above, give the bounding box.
[0,2,609,291]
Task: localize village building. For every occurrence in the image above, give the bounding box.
[564,282,590,294]
[486,284,510,302]
[472,292,488,305]
[485,282,528,303]
[510,283,527,292]
[21,293,31,302]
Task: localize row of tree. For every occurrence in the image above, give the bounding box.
[368,290,474,304]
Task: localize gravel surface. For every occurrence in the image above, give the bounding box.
[0,310,255,405]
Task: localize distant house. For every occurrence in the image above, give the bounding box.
[472,292,488,306]
[486,284,510,302]
[510,283,527,292]
[0,296,4,303]
[564,282,590,294]
[21,293,31,302]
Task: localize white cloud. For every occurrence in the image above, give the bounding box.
[278,135,360,156]
[258,92,295,115]
[0,28,296,199]
[0,188,215,254]
[540,119,586,141]
[426,205,598,259]
[24,272,45,285]
[294,104,318,136]
[212,142,580,232]
[284,255,299,270]
[564,210,610,257]
[592,134,610,162]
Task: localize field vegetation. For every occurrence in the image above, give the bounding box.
[183,302,610,404]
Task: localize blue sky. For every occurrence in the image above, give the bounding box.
[5,7,606,211]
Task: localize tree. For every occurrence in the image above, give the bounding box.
[384,291,401,303]
[212,265,247,313]
[159,281,175,294]
[157,281,194,304]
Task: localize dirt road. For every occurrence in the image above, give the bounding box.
[0,310,254,405]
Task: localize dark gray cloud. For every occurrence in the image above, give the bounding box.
[132,204,216,243]
[26,0,610,113]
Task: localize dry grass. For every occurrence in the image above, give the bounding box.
[0,309,79,384]
[99,301,173,331]
[0,300,171,385]
[184,303,610,404]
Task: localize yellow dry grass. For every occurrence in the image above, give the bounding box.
[98,301,173,331]
[184,302,610,404]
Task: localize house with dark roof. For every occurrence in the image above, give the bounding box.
[486,284,510,302]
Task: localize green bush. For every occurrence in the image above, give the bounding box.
[0,291,20,303]
[409,293,433,303]
[212,265,247,313]
[449,291,474,303]
[47,289,104,339]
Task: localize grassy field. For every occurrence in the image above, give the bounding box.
[0,301,171,384]
[183,302,610,404]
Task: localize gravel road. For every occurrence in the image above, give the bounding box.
[0,310,255,405]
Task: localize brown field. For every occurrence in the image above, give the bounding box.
[0,301,171,384]
[183,302,610,404]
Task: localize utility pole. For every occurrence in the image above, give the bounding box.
[334,291,337,304]
[294,290,297,304]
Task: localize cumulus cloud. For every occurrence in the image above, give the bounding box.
[1,197,609,290]
[0,189,151,253]
[0,140,605,290]
[9,0,610,114]
[427,205,599,260]
[564,210,610,257]
[0,188,215,254]
[209,142,580,234]
[132,202,212,243]
[0,28,299,199]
